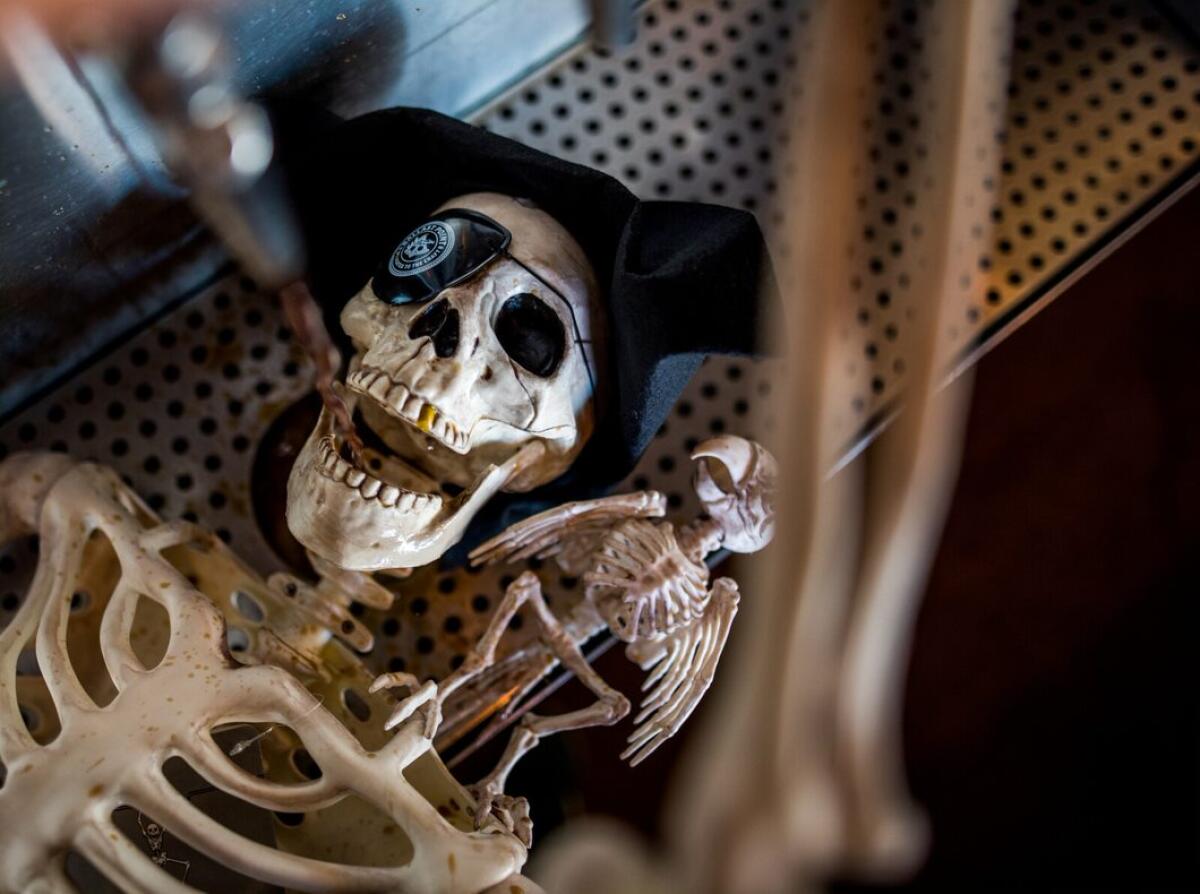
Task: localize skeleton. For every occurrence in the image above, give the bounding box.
[0,452,538,893]
[135,815,190,882]
[526,5,1008,888]
[287,192,603,571]
[373,435,777,836]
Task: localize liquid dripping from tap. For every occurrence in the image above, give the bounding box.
[279,280,365,464]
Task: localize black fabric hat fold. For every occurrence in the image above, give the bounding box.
[282,105,776,549]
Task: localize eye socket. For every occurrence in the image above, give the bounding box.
[408,298,459,358]
[494,292,566,378]
[408,298,447,340]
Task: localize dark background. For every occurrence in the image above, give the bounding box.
[470,170,1200,892]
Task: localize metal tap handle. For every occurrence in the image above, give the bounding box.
[122,12,303,289]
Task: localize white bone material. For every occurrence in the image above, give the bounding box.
[373,435,776,834]
[0,452,535,894]
[288,192,603,571]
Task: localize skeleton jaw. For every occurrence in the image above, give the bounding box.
[287,392,546,572]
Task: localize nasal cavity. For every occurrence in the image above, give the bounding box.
[408,300,460,358]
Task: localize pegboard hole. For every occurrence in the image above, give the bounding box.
[342,688,372,723]
[291,748,323,781]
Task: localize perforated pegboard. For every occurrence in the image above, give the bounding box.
[0,268,773,682]
[477,0,1200,444]
[3,0,1199,682]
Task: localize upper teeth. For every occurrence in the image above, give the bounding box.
[347,366,469,453]
[317,437,440,510]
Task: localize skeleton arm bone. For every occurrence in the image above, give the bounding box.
[393,439,551,570]
[464,573,629,838]
[376,571,630,846]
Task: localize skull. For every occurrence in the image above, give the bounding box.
[288,193,602,570]
[692,435,778,553]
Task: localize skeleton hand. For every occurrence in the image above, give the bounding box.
[369,672,440,740]
[469,785,533,849]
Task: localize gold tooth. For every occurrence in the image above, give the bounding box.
[417,402,438,433]
[364,378,467,451]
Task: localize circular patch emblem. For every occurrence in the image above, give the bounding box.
[388,220,455,276]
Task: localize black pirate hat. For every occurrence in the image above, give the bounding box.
[283,106,776,545]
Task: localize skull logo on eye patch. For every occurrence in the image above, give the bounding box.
[389,220,455,275]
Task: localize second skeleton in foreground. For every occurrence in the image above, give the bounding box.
[374,434,777,842]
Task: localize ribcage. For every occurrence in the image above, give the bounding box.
[585,519,710,642]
